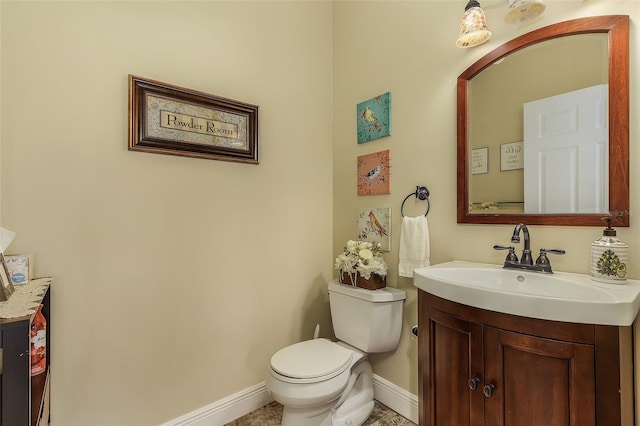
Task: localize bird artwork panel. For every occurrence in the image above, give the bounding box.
[358,207,391,251]
[357,150,390,196]
[356,92,391,144]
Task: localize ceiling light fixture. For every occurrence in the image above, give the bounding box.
[505,0,546,23]
[456,0,492,48]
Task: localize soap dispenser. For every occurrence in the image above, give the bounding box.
[590,217,628,284]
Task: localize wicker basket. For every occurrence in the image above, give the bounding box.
[339,271,386,290]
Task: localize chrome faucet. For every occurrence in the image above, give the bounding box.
[494,223,565,273]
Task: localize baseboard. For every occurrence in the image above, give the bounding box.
[160,382,273,426]
[162,375,418,425]
[372,374,419,424]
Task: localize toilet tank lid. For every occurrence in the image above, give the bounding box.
[329,281,406,302]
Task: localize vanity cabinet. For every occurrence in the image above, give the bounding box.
[418,290,633,426]
[0,279,51,426]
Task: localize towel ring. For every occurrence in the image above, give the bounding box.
[401,186,430,217]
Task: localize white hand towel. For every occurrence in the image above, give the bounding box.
[398,215,430,278]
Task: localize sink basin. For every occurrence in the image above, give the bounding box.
[414,261,640,325]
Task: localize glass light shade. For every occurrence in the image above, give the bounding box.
[505,0,546,23]
[456,5,492,48]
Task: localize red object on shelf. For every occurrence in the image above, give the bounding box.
[30,304,46,376]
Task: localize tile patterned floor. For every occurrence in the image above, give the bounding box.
[225,400,416,426]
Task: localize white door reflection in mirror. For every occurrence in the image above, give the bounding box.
[524,84,608,214]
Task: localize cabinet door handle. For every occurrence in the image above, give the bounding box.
[468,377,480,390]
[483,383,495,398]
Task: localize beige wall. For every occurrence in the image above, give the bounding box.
[1,0,638,425]
[1,2,334,425]
[333,0,639,400]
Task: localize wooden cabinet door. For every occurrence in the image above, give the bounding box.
[423,308,484,426]
[483,326,596,426]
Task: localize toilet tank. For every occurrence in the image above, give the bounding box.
[328,281,406,353]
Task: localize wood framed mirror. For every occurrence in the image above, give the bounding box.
[457,15,629,227]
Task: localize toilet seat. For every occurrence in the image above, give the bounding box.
[270,339,354,384]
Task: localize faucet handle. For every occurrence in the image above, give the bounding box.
[544,249,566,256]
[536,248,565,266]
[493,245,518,263]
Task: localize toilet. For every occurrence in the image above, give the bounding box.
[266,280,406,426]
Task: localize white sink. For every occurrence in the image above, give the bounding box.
[414,261,640,326]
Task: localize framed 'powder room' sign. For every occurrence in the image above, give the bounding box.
[129,75,259,164]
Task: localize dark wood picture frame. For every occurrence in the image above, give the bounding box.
[128,75,259,164]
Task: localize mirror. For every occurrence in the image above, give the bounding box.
[457,15,629,226]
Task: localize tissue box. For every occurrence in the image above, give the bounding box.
[5,254,33,285]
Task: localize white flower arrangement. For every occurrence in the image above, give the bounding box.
[335,240,388,280]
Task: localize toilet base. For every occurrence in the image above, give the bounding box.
[281,400,335,426]
[331,361,374,426]
[279,360,374,426]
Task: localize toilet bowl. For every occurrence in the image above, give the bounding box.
[266,281,406,426]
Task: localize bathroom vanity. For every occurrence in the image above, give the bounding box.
[415,262,639,426]
[0,279,51,426]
